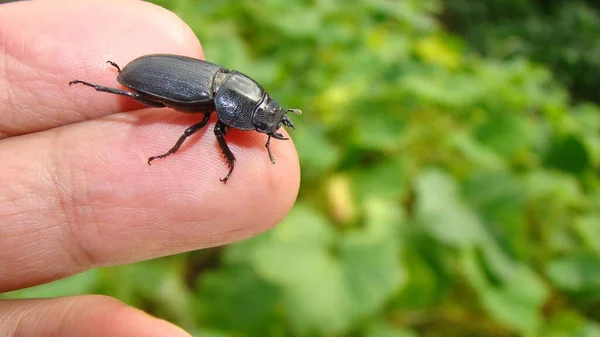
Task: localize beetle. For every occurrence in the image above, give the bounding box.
[69,54,301,183]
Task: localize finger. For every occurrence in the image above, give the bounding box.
[0,0,203,138]
[0,108,300,292]
[0,295,191,337]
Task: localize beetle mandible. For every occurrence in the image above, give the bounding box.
[69,54,301,183]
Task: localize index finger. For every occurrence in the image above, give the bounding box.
[0,0,301,294]
[0,0,203,138]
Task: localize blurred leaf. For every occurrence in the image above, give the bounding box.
[327,174,357,224]
[366,0,441,31]
[352,107,407,151]
[339,198,406,315]
[1,269,99,299]
[190,330,235,337]
[349,156,407,203]
[415,170,487,247]
[400,70,484,109]
[474,113,537,159]
[248,203,405,336]
[451,132,506,170]
[525,170,583,205]
[393,249,446,309]
[250,205,349,335]
[444,0,600,104]
[293,126,341,181]
[365,320,419,337]
[544,134,591,174]
[539,311,600,337]
[416,35,461,69]
[463,171,528,257]
[462,249,548,334]
[270,3,324,39]
[547,254,600,291]
[574,215,600,254]
[196,267,281,335]
[573,104,600,167]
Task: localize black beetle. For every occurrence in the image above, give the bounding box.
[69,54,301,183]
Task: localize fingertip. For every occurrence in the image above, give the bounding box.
[221,129,301,234]
[0,112,301,288]
[116,112,302,243]
[0,295,191,337]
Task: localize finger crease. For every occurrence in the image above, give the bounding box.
[49,130,98,271]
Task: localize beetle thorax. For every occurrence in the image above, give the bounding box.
[211,69,229,95]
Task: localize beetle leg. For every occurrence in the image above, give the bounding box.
[106,61,122,73]
[69,80,165,108]
[214,121,236,183]
[147,112,212,165]
[265,135,276,164]
[271,132,288,140]
[281,115,295,130]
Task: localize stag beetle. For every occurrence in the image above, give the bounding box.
[69,54,301,183]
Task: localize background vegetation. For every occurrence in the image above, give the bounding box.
[4,0,600,336]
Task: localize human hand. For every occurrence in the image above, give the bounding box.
[0,1,300,336]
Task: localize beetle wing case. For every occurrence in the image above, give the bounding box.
[117,54,223,110]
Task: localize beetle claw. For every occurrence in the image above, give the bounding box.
[106,60,122,73]
[271,132,288,140]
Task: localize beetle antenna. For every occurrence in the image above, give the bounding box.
[285,109,302,115]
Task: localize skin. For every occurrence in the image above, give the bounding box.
[0,0,300,336]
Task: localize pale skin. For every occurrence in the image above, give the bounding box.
[0,1,300,336]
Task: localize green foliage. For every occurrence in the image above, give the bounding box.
[5,0,600,336]
[442,0,600,104]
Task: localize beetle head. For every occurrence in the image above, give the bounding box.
[253,95,301,138]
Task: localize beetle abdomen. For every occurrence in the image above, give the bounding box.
[117,54,223,105]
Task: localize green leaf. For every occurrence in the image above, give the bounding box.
[250,206,350,335]
[525,170,583,206]
[196,267,282,335]
[463,171,528,257]
[190,330,235,337]
[340,199,407,316]
[248,203,405,336]
[353,107,407,150]
[1,269,99,299]
[462,249,548,334]
[392,250,446,309]
[544,134,591,174]
[271,3,324,39]
[350,157,408,202]
[539,311,600,337]
[365,321,419,337]
[400,71,483,109]
[366,0,440,31]
[293,126,341,181]
[474,114,537,158]
[451,132,506,170]
[547,254,600,291]
[415,169,488,247]
[574,215,600,254]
